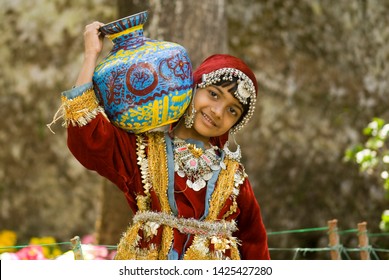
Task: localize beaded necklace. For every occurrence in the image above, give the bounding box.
[173,137,226,191]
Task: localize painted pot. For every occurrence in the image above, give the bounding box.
[93,11,193,133]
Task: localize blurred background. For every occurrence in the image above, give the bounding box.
[1,0,388,260]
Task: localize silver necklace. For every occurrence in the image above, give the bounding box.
[173,137,226,191]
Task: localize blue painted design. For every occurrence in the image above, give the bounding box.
[93,11,193,133]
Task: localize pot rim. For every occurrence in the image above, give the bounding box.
[99,10,148,35]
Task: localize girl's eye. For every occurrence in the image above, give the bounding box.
[228,107,238,116]
[209,90,218,98]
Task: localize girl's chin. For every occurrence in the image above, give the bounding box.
[192,126,222,140]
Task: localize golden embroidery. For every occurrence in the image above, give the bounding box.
[136,195,149,212]
[61,88,107,127]
[136,135,151,211]
[183,236,212,260]
[206,159,239,221]
[147,132,173,259]
[115,222,142,259]
[183,236,240,260]
[147,133,174,259]
[131,246,159,260]
[117,133,174,260]
[230,245,241,260]
[211,236,231,252]
[222,198,238,220]
[158,226,174,260]
[147,132,170,213]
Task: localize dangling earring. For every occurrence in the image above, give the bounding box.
[184,87,197,129]
[184,101,196,128]
[223,133,242,161]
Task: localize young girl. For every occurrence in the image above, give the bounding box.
[60,21,270,260]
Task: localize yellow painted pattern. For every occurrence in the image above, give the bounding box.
[115,88,192,133]
[106,25,143,41]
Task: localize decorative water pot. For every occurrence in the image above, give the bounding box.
[92,11,193,133]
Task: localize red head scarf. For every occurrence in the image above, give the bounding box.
[193,54,258,94]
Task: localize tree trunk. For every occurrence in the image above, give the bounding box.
[95,179,131,245]
[96,0,228,246]
[117,0,150,19]
[117,0,227,67]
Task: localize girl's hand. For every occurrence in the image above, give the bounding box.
[74,21,105,86]
[83,21,105,59]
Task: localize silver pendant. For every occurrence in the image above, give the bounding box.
[211,164,221,171]
[192,178,206,191]
[202,172,213,181]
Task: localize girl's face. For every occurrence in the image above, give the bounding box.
[190,84,244,140]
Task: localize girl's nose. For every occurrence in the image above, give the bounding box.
[210,105,223,118]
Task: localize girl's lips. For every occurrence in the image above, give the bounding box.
[202,112,217,127]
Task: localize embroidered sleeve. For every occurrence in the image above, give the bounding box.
[61,83,107,127]
[63,84,141,211]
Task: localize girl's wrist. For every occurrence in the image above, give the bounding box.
[83,52,99,62]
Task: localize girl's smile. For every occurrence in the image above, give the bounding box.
[201,111,217,127]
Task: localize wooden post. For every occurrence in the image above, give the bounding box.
[327,219,341,260]
[71,236,84,260]
[357,222,370,260]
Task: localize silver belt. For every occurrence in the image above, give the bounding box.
[133,211,237,238]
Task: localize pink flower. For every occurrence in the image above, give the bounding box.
[5,246,47,260]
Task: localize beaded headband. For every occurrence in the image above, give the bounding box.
[197,67,257,133]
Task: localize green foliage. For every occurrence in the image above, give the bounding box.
[345,118,389,231]
[381,210,389,232]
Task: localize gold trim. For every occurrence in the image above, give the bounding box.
[206,159,239,221]
[61,88,105,127]
[147,133,171,213]
[135,134,151,211]
[183,236,212,260]
[114,222,142,259]
[146,132,173,259]
[222,197,238,220]
[230,245,241,260]
[136,195,149,212]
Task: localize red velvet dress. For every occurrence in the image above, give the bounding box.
[63,86,270,260]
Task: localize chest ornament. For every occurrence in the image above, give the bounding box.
[173,137,226,191]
